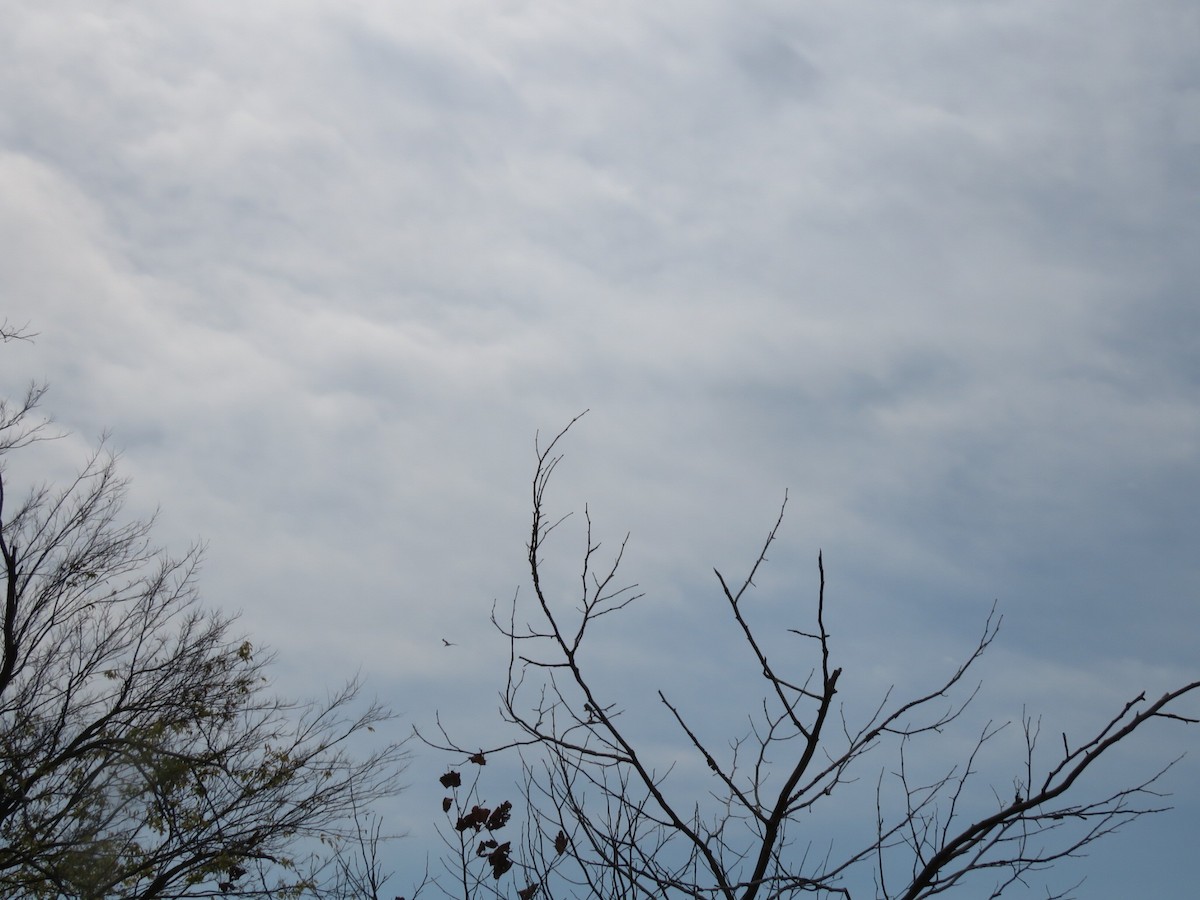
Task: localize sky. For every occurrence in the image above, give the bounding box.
[1,1,1198,897]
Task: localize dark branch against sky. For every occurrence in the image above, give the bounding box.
[0,2,1197,896]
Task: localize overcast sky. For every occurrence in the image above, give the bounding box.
[2,2,1198,897]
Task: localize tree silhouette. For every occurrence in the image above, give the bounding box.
[0,373,406,897]
[420,415,1198,900]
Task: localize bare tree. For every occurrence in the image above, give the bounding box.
[422,416,1199,900]
[323,786,402,900]
[0,381,407,897]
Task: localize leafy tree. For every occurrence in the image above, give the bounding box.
[421,415,1198,900]
[0,352,406,896]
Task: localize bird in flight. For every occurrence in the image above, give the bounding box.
[442,638,456,647]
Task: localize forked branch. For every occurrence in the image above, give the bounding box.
[420,419,1199,900]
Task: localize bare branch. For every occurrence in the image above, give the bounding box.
[420,420,1199,900]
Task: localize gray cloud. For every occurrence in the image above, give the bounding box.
[1,1,1197,895]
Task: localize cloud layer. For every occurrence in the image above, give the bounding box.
[2,2,1197,896]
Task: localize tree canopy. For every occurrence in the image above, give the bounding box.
[0,348,406,897]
